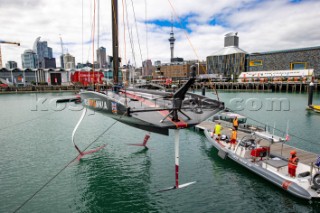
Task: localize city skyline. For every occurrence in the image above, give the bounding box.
[0,0,320,68]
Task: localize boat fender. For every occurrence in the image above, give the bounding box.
[218,149,228,159]
[313,172,320,189]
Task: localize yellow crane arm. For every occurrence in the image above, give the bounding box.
[0,41,20,46]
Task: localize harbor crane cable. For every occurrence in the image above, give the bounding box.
[13,111,127,213]
[226,108,320,146]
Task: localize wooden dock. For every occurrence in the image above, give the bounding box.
[195,120,319,165]
[193,82,319,93]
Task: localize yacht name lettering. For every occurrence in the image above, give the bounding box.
[85,99,108,110]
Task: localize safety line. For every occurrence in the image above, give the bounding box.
[13,111,127,212]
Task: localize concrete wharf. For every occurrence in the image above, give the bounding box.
[195,120,319,166]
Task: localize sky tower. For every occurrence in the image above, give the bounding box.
[168,17,175,61]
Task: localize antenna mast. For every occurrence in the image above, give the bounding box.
[168,14,175,61]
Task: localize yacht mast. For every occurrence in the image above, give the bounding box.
[111,0,119,84]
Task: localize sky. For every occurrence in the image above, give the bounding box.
[0,0,320,68]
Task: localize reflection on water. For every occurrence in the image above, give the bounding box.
[73,142,155,212]
[1,92,319,212]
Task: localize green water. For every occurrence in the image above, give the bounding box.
[0,91,319,213]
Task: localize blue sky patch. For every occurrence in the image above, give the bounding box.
[289,0,302,3]
[146,14,197,33]
[209,17,229,28]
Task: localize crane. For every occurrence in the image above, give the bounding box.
[59,35,65,68]
[59,35,64,56]
[0,40,20,68]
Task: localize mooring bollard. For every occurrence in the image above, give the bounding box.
[308,81,314,106]
[202,86,205,96]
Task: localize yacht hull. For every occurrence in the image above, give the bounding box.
[80,90,224,135]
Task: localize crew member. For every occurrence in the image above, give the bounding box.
[229,127,237,150]
[288,150,299,178]
[233,116,239,130]
[213,122,222,143]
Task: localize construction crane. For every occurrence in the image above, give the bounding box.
[0,40,20,68]
[59,35,65,68]
[59,35,64,56]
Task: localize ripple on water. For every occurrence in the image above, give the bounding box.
[1,92,319,213]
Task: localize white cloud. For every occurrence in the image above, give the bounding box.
[0,0,319,68]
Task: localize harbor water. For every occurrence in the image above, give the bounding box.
[0,91,320,213]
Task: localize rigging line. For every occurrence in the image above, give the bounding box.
[13,111,128,213]
[124,0,137,87]
[167,0,200,61]
[129,29,136,64]
[226,108,320,146]
[130,0,144,65]
[121,0,127,64]
[92,0,96,87]
[145,0,149,60]
[97,0,100,52]
[86,0,93,62]
[81,113,124,153]
[82,0,84,64]
[166,0,220,101]
[125,0,137,67]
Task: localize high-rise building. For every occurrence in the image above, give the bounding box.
[142,59,152,76]
[21,49,37,69]
[107,55,112,68]
[63,53,75,69]
[5,61,18,69]
[60,55,64,68]
[43,57,56,68]
[33,37,56,68]
[48,47,53,58]
[97,47,107,68]
[154,60,161,66]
